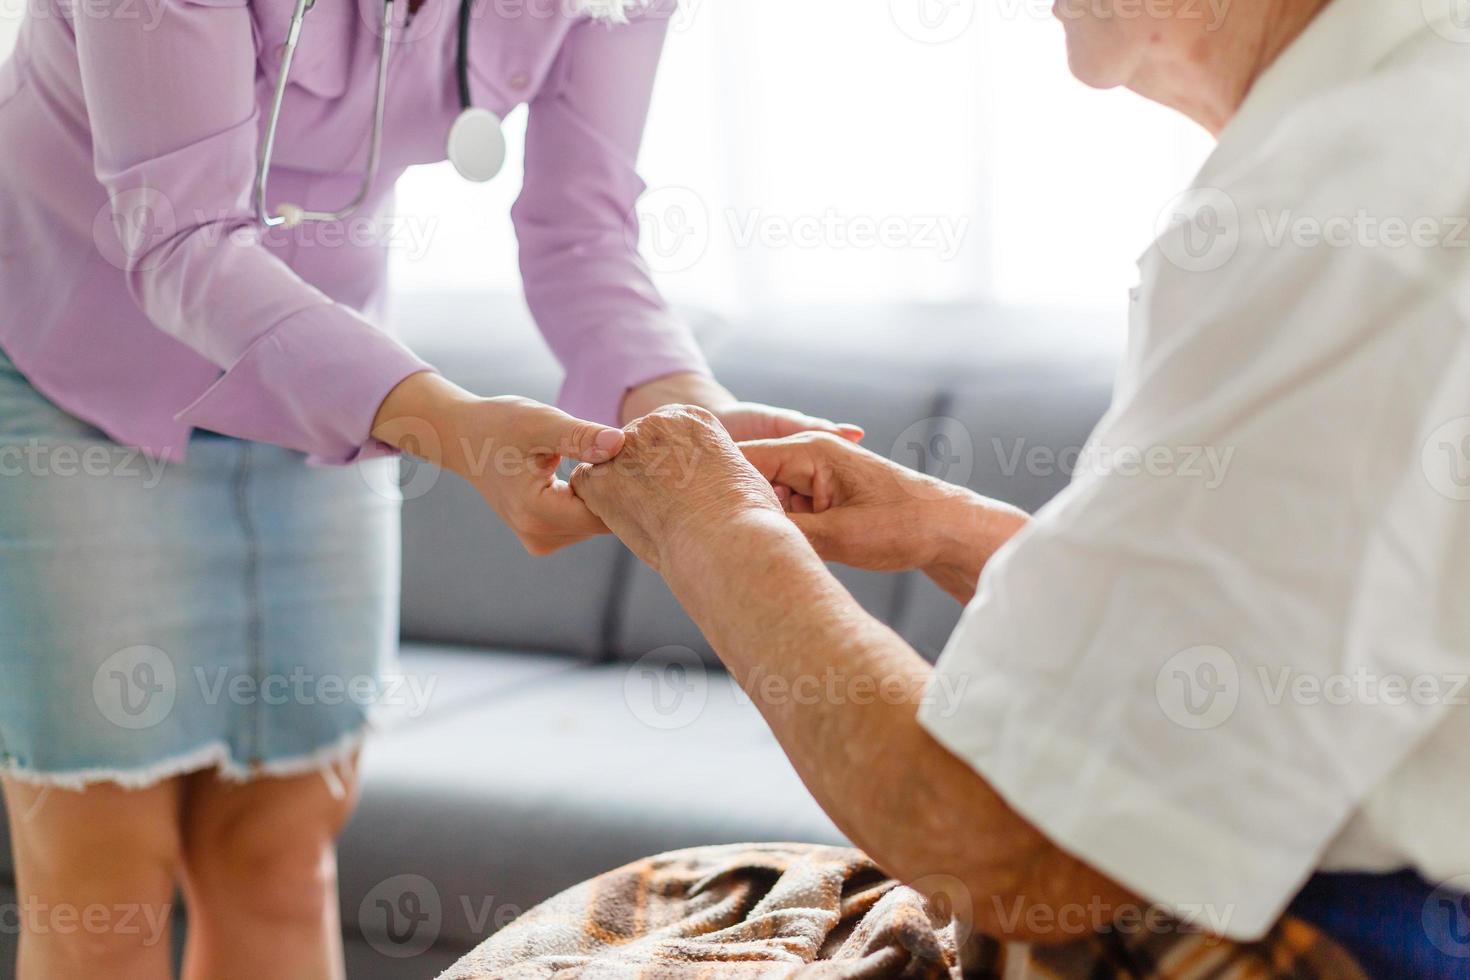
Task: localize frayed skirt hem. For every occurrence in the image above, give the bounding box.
[0,726,371,793]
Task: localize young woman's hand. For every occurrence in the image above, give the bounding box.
[740,433,1030,603]
[372,372,626,555]
[621,373,865,444]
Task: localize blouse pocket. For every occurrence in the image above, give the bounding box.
[466,13,568,115]
[249,0,355,101]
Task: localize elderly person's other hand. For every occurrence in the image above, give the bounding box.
[621,373,865,444]
[569,406,784,571]
[742,434,1029,603]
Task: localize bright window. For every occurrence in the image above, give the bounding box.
[389,1,1214,315]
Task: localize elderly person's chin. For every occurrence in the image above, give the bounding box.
[1055,9,1144,89]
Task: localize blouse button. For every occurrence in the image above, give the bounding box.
[509,71,530,92]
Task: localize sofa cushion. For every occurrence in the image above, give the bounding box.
[894,359,1118,659]
[337,647,846,957]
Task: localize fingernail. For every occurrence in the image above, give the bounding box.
[594,429,624,456]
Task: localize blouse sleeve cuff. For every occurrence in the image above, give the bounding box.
[554,321,712,426]
[175,303,436,465]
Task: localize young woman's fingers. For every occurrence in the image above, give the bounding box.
[522,405,626,464]
[525,479,610,539]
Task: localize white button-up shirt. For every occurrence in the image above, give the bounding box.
[918,0,1470,942]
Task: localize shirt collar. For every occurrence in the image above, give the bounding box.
[1196,0,1461,184]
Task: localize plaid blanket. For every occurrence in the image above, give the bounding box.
[441,844,1367,979]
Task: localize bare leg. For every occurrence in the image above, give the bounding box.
[1,776,182,980]
[178,757,360,980]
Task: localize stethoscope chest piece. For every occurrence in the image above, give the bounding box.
[447,107,507,183]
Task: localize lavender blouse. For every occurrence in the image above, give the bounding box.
[0,0,708,463]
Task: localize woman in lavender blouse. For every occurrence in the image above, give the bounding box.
[0,0,857,975]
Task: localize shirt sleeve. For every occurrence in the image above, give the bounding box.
[512,2,712,427]
[74,0,434,463]
[915,202,1470,940]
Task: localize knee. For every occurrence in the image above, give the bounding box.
[181,778,355,924]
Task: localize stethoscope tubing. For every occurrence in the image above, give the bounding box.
[254,0,398,228]
[254,0,496,229]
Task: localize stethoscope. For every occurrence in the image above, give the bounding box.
[254,0,508,229]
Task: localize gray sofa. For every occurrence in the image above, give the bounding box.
[0,292,1120,979]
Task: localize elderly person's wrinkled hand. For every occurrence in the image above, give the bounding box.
[740,433,1029,602]
[569,406,784,571]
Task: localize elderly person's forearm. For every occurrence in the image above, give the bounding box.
[923,493,1029,603]
[656,507,1131,944]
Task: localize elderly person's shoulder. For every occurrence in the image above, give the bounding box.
[1196,6,1470,283]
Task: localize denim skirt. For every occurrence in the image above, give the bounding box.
[0,348,403,789]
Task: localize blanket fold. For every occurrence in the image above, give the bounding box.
[441,843,1366,979]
